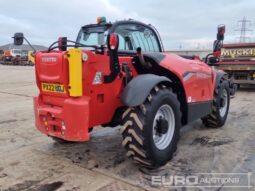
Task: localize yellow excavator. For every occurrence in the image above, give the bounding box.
[28,51,35,65]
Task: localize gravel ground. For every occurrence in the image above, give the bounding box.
[0,65,254,191]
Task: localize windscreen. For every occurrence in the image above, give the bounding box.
[76,26,109,49]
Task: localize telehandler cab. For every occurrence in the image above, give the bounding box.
[14,17,234,167]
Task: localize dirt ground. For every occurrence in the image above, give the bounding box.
[0,65,254,191]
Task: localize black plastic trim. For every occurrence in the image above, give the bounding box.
[104,49,120,83]
[187,101,213,123]
[144,53,166,63]
[121,74,171,107]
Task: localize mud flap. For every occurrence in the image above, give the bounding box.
[121,74,171,107]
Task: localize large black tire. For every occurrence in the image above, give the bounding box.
[202,78,230,128]
[121,85,181,168]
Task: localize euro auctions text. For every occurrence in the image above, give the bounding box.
[151,173,252,188]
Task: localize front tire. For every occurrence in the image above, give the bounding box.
[202,78,230,128]
[121,85,181,168]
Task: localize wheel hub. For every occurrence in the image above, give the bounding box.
[152,104,175,150]
[155,117,169,135]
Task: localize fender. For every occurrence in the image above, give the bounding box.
[121,74,171,107]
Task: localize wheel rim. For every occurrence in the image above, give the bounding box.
[153,104,175,150]
[219,88,228,117]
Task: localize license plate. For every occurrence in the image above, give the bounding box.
[42,83,65,93]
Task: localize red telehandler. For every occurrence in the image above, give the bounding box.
[14,18,235,167]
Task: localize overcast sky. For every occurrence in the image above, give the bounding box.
[1,0,255,50]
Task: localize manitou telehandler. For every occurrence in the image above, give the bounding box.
[14,17,235,167]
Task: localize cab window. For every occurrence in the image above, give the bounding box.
[114,24,160,52]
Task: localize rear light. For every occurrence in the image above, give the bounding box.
[61,121,66,130]
[108,34,119,50]
[42,117,48,126]
[58,37,67,51]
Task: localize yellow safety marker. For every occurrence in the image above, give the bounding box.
[66,48,83,97]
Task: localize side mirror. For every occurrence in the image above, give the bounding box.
[13,33,24,45]
[58,37,67,51]
[208,57,219,66]
[217,24,225,41]
[107,33,119,51]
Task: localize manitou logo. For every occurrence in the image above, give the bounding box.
[221,48,255,58]
[41,57,57,62]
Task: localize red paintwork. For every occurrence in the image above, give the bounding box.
[33,50,216,141]
[160,53,215,103]
[34,50,134,141]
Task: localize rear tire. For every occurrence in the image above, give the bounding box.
[202,78,230,128]
[121,85,181,168]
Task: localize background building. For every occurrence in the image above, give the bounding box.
[0,43,47,52]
